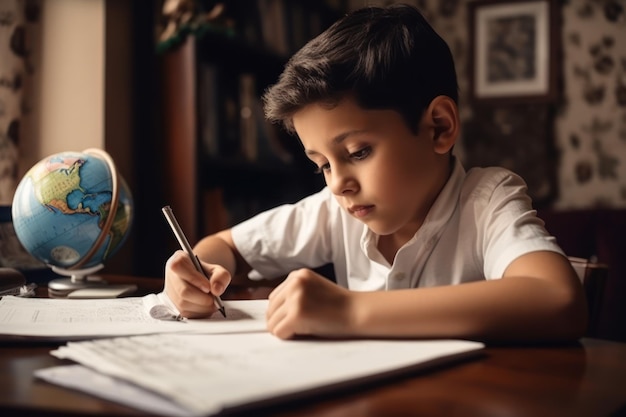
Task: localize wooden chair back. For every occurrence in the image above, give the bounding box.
[569,256,609,338]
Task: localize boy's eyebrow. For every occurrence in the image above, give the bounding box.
[304,130,365,156]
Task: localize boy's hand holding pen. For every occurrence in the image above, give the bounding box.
[162,205,227,318]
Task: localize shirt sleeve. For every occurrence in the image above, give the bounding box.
[231,187,336,280]
[464,168,565,279]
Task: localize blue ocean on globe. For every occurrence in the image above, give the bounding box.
[11,150,133,271]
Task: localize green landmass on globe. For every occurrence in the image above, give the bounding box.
[32,157,92,215]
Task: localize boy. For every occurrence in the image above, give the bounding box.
[164,4,587,342]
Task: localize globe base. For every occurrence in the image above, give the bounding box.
[48,264,109,298]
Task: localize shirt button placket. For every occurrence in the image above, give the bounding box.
[386,272,407,289]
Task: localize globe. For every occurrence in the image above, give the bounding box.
[11,148,133,288]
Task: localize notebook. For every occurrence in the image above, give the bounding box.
[34,299,485,416]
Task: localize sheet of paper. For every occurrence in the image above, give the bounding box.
[42,332,485,416]
[0,295,267,340]
[36,364,195,417]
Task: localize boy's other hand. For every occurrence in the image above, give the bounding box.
[266,268,353,339]
[164,250,231,318]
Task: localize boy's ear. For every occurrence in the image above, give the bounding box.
[425,95,459,154]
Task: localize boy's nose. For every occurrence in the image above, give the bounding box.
[328,168,358,196]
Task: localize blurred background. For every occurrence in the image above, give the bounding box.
[1,0,625,286]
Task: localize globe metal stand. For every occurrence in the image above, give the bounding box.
[47,264,108,297]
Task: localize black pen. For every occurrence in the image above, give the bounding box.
[162,205,226,317]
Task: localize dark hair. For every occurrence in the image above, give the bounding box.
[262,4,459,135]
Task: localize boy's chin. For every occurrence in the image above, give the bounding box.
[364,222,397,236]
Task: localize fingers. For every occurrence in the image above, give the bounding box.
[266,269,351,339]
[266,282,292,339]
[201,262,230,297]
[167,251,211,292]
[267,307,292,339]
[266,269,313,339]
[169,290,215,319]
[164,250,231,318]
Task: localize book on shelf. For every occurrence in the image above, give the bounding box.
[257,0,289,56]
[258,1,338,56]
[199,63,219,158]
[229,0,265,49]
[200,66,294,166]
[199,64,241,159]
[239,73,258,161]
[252,96,293,165]
[218,70,241,158]
[286,2,310,52]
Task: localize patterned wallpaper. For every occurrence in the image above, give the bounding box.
[0,0,24,205]
[555,0,626,208]
[0,0,38,206]
[353,0,626,210]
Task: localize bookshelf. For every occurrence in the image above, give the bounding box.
[160,0,346,246]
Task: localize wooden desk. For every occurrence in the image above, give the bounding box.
[2,275,626,417]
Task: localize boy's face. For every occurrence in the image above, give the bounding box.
[293,96,452,239]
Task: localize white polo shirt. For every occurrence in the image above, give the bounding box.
[231,157,563,290]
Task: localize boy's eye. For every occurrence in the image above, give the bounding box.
[350,147,371,160]
[312,147,371,174]
[313,163,331,174]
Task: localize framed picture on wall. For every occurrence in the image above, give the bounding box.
[468,0,559,103]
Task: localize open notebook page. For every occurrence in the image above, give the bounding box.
[0,294,267,340]
[39,333,485,416]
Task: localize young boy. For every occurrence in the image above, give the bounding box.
[164,4,587,342]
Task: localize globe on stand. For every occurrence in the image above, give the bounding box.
[11,148,134,297]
